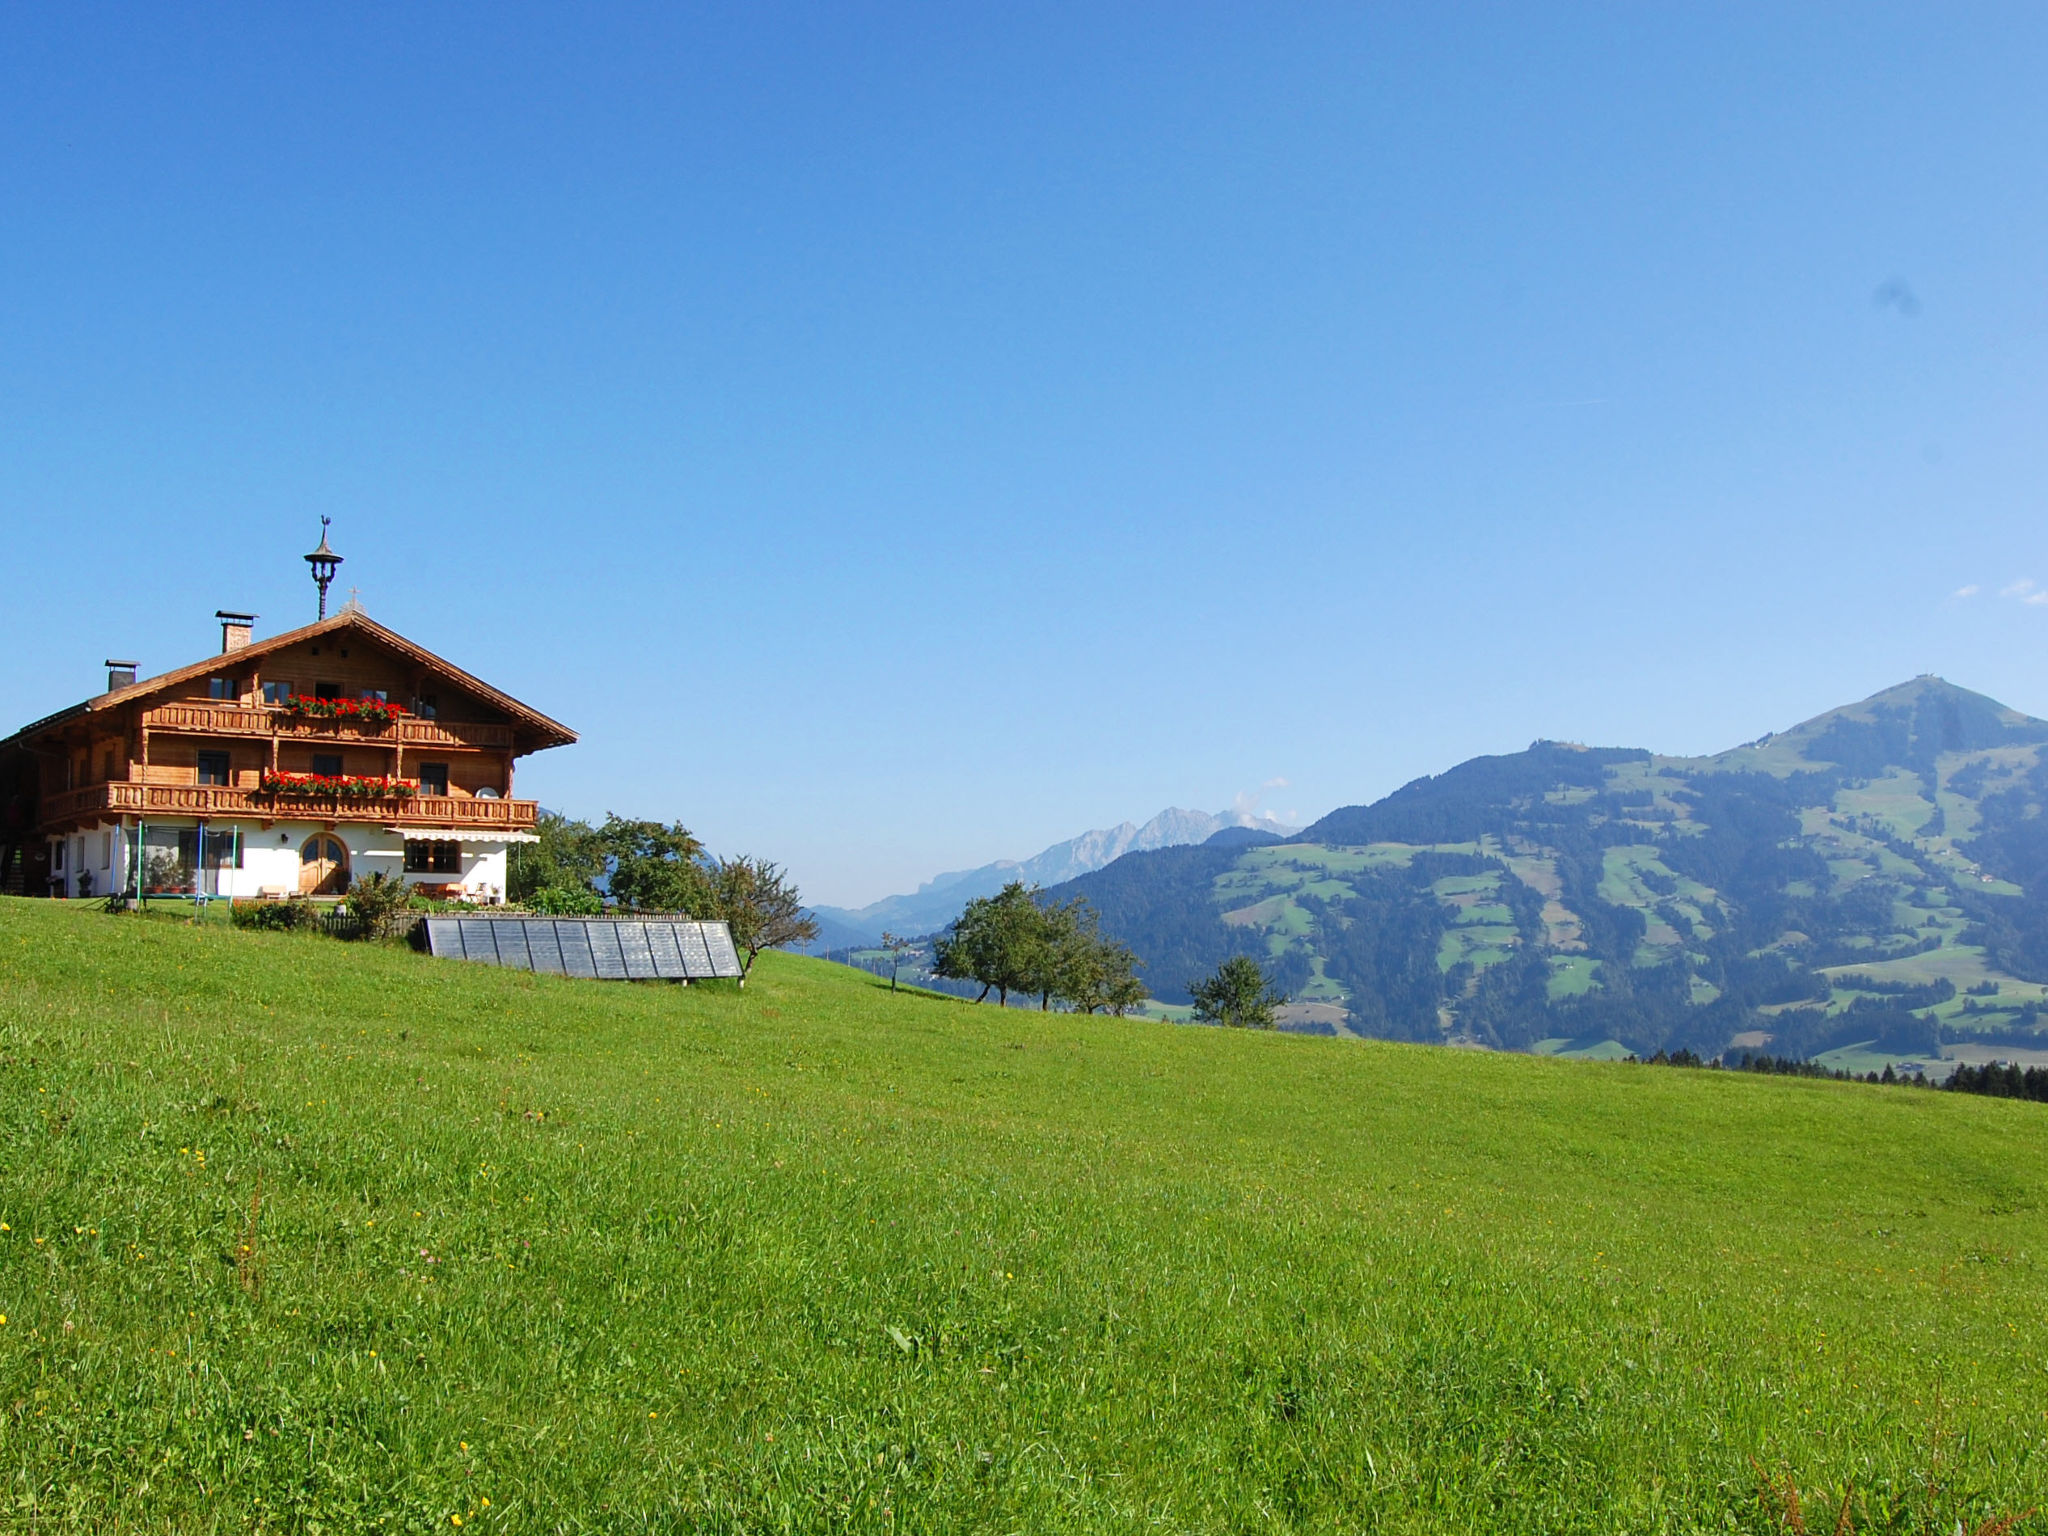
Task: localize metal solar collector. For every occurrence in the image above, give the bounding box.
[422,917,746,981]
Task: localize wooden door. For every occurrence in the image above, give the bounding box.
[298,835,349,896]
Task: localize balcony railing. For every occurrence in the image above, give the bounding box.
[140,703,514,750]
[40,782,537,831]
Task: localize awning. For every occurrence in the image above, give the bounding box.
[381,829,541,845]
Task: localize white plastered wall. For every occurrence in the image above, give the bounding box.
[84,820,519,902]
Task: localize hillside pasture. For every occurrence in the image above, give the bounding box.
[9,900,2048,1532]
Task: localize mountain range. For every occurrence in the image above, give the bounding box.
[1040,677,2048,1069]
[809,806,1296,948]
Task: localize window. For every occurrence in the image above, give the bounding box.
[311,753,343,778]
[208,677,237,701]
[197,752,231,786]
[262,681,292,706]
[50,841,63,872]
[314,681,342,701]
[100,831,112,868]
[405,840,461,873]
[414,694,438,720]
[418,762,449,796]
[359,688,388,703]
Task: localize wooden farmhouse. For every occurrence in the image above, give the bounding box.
[0,601,575,902]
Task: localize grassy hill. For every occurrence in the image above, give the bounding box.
[4,899,2047,1531]
[1046,678,2048,1069]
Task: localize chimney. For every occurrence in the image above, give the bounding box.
[105,659,138,691]
[216,611,257,654]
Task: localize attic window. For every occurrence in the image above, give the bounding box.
[414,694,438,720]
[208,677,237,701]
[262,681,292,706]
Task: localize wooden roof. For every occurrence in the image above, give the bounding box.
[0,611,577,755]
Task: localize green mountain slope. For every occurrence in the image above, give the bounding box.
[5,899,2048,1528]
[1049,678,2048,1064]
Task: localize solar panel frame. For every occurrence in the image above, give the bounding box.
[421,916,746,982]
[644,922,685,978]
[701,923,744,978]
[493,921,533,971]
[675,923,713,977]
[458,919,503,965]
[558,921,598,978]
[525,921,566,975]
[616,922,657,980]
[587,922,628,979]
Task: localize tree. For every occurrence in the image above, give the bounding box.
[880,931,919,992]
[708,855,818,978]
[1024,896,1087,1010]
[600,815,710,914]
[1035,897,1149,1014]
[1056,917,1148,1015]
[931,881,1045,1005]
[1189,955,1283,1029]
[932,885,1150,1014]
[509,811,606,907]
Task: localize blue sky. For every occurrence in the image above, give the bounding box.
[4,5,2045,906]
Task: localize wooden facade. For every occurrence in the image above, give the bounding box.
[0,611,575,899]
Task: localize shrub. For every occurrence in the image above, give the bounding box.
[526,885,605,916]
[343,872,414,939]
[230,900,318,932]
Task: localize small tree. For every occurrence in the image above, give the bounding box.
[1189,955,1282,1029]
[708,855,818,978]
[880,931,919,992]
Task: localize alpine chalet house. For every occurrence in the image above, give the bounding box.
[0,525,575,902]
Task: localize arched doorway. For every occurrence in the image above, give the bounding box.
[299,835,349,896]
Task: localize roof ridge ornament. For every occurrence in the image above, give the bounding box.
[304,516,344,620]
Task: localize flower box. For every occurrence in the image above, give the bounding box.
[258,771,417,801]
[273,695,411,727]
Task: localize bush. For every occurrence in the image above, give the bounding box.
[230,900,318,932]
[526,885,605,916]
[343,872,414,939]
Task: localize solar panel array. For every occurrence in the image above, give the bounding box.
[423,917,745,981]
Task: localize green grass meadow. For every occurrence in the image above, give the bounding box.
[4,898,2047,1532]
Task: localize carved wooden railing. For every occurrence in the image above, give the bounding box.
[41,782,537,830]
[140,704,513,750]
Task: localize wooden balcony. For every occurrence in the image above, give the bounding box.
[140,703,515,750]
[39,782,539,832]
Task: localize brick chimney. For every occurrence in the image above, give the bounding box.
[105,659,137,691]
[216,611,257,654]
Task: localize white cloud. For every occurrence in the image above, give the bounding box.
[2028,592,2048,607]
[1954,584,1981,598]
[2000,578,2037,598]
